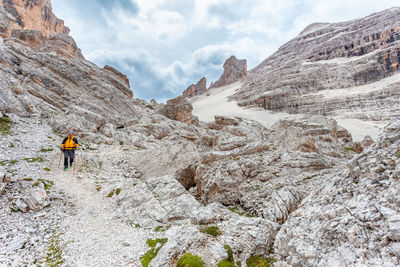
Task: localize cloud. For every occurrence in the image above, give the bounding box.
[52,0,399,101]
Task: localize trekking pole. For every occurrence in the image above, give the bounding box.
[58,151,62,168]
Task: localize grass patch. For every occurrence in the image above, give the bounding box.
[40,148,54,152]
[44,168,51,172]
[395,150,400,158]
[120,141,124,145]
[96,185,102,192]
[228,206,258,218]
[177,253,205,267]
[154,225,171,232]
[33,179,54,190]
[344,147,354,151]
[246,255,277,267]
[140,238,168,267]
[115,188,121,195]
[9,143,14,148]
[24,157,45,163]
[0,113,12,135]
[201,226,221,237]
[11,207,22,213]
[0,159,18,166]
[106,190,114,198]
[52,129,64,138]
[217,245,235,267]
[23,178,34,181]
[45,237,64,266]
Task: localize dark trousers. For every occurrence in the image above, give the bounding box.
[64,150,75,168]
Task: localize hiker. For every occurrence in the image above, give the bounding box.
[60,131,79,171]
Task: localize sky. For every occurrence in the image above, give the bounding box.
[52,0,399,101]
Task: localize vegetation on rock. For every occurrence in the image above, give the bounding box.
[176,253,205,267]
[140,238,168,267]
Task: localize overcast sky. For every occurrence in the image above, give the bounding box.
[52,0,399,101]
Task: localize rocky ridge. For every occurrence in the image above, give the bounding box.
[210,55,247,89]
[231,8,400,126]
[183,77,207,98]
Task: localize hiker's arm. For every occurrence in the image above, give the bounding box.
[61,137,67,149]
[73,138,79,147]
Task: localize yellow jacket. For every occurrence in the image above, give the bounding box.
[61,136,79,150]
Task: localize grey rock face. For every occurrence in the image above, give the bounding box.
[274,118,400,266]
[232,8,400,125]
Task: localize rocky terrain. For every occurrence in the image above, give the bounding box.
[231,8,400,126]
[182,55,247,98]
[183,77,207,98]
[1,1,400,267]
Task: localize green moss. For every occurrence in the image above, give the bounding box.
[203,226,221,237]
[176,253,205,267]
[44,168,51,172]
[134,223,141,228]
[45,238,64,266]
[120,141,124,145]
[344,147,354,151]
[106,190,115,198]
[24,177,34,181]
[96,185,102,192]
[133,182,138,186]
[115,188,121,195]
[395,150,400,158]
[140,238,168,267]
[246,255,277,267]
[0,113,12,135]
[23,157,45,163]
[40,148,54,152]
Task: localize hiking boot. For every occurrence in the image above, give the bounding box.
[70,163,73,167]
[64,167,68,171]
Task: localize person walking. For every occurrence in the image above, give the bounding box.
[61,131,79,171]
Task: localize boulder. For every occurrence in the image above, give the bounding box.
[23,187,48,211]
[158,96,199,125]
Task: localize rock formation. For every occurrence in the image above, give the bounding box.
[210,55,247,88]
[231,8,400,125]
[0,0,69,37]
[182,77,207,98]
[158,96,199,125]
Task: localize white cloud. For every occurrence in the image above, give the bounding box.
[52,0,400,101]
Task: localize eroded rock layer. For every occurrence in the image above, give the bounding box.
[232,8,400,123]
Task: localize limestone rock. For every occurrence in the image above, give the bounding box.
[183,77,207,98]
[231,8,400,126]
[0,0,69,37]
[104,65,130,89]
[210,55,247,89]
[0,172,7,195]
[274,119,400,266]
[158,96,199,125]
[23,187,47,211]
